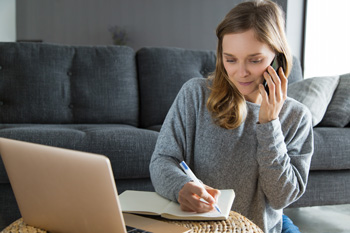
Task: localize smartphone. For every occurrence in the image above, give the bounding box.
[263,54,286,95]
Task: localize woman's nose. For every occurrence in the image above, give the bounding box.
[237,63,249,77]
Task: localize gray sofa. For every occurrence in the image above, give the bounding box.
[0,42,349,230]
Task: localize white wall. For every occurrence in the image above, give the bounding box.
[286,0,304,63]
[0,0,16,41]
[16,0,237,50]
[16,0,301,56]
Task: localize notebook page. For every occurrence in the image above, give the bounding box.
[119,190,171,215]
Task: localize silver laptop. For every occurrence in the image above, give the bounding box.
[0,137,190,233]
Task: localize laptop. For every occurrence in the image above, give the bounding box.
[0,137,190,233]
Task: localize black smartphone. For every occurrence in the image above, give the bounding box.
[263,54,286,95]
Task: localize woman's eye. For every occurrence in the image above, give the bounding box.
[226,59,236,63]
[250,59,262,64]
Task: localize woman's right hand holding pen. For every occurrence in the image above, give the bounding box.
[178,182,221,213]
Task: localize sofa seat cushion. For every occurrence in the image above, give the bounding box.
[289,170,350,207]
[0,124,158,183]
[310,127,350,170]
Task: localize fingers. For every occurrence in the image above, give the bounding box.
[259,66,287,124]
[178,182,220,213]
[263,69,275,101]
[204,184,221,202]
[179,193,213,213]
[278,67,288,100]
[259,83,268,101]
[264,66,287,102]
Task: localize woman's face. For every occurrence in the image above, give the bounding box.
[222,29,275,103]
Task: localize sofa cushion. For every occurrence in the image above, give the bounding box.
[319,73,350,127]
[287,76,340,126]
[0,42,139,126]
[137,47,216,128]
[0,125,158,183]
[310,127,350,170]
[290,170,350,207]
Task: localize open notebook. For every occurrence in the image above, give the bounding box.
[119,190,235,221]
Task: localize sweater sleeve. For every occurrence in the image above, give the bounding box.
[149,79,202,202]
[256,103,314,209]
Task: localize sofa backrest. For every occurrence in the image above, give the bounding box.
[0,42,139,126]
[137,47,216,129]
[137,46,303,129]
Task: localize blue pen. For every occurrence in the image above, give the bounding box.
[179,161,222,214]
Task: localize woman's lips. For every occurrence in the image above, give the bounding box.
[239,81,253,86]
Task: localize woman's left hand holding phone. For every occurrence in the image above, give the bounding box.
[258,66,288,124]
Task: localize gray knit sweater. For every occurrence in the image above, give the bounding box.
[150,78,313,233]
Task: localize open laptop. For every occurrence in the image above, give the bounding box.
[0,137,190,233]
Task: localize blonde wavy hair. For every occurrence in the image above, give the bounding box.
[207,0,293,129]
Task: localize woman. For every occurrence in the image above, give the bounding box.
[149,1,313,232]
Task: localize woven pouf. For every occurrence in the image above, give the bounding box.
[162,211,264,233]
[0,219,46,233]
[1,211,263,233]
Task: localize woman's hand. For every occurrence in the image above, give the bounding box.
[259,66,288,124]
[178,181,221,213]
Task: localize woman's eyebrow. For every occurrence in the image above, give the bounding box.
[223,53,235,57]
[248,53,263,57]
[223,52,263,57]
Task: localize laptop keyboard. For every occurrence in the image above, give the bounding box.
[126,225,153,233]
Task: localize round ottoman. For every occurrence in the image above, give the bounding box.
[1,211,263,233]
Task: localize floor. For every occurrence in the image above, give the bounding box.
[284,204,350,233]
